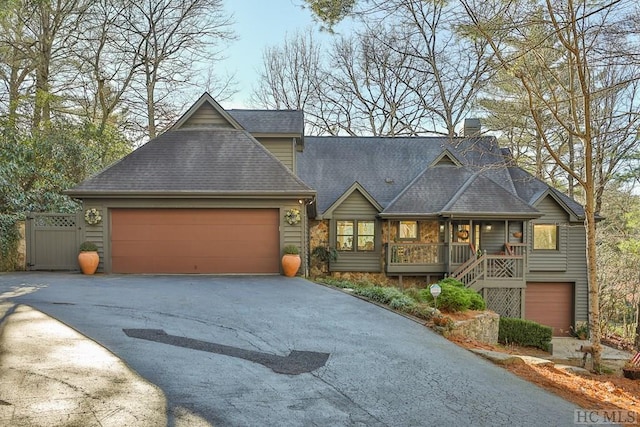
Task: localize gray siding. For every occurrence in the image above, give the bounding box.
[180,103,234,128]
[479,223,505,254]
[282,203,305,271]
[256,137,295,171]
[83,202,105,272]
[529,196,568,272]
[526,195,589,323]
[330,190,381,272]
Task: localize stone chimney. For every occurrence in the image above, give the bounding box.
[463,118,481,137]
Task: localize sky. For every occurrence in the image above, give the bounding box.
[218,0,350,109]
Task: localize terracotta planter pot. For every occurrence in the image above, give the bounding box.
[78,251,99,275]
[622,367,640,380]
[282,254,301,277]
[513,232,523,239]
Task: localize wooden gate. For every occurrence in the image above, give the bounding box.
[26,212,83,270]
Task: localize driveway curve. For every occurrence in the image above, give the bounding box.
[1,273,578,426]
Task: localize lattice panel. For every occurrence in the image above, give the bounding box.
[34,215,77,228]
[485,288,521,318]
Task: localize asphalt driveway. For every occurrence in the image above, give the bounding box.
[0,273,580,426]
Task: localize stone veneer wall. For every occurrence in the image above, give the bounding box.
[310,219,443,287]
[309,219,330,277]
[17,221,26,270]
[382,220,440,245]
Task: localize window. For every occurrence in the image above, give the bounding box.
[336,220,375,251]
[533,224,559,250]
[398,221,418,240]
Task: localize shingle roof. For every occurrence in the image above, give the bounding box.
[66,129,314,197]
[508,166,586,219]
[383,165,475,215]
[441,173,540,217]
[297,136,521,216]
[228,110,304,134]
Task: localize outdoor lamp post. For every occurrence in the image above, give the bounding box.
[430,284,442,309]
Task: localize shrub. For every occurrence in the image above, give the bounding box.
[419,280,485,313]
[403,287,425,302]
[436,285,472,312]
[0,214,20,271]
[389,294,417,310]
[283,245,299,255]
[499,317,552,351]
[353,286,403,304]
[79,241,98,252]
[317,278,357,289]
[409,304,440,320]
[468,292,486,311]
[438,277,466,288]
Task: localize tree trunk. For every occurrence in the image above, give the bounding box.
[635,302,640,350]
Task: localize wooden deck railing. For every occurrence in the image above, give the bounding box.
[453,249,526,290]
[386,242,527,286]
[388,243,445,265]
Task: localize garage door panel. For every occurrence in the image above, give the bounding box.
[525,282,573,336]
[111,209,280,274]
[112,255,278,274]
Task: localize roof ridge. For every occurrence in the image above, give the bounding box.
[441,172,480,212]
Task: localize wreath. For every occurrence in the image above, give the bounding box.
[284,208,301,225]
[84,208,102,225]
[457,229,469,240]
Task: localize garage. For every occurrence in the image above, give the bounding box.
[525,282,574,336]
[111,208,280,274]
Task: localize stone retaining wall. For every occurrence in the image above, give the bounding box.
[444,311,499,345]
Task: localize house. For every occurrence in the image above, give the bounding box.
[66,93,588,336]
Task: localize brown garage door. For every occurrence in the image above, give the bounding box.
[111,209,280,274]
[525,282,574,336]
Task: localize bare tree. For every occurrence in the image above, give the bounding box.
[122,0,235,138]
[252,29,323,111]
[319,31,430,136]
[460,0,640,371]
[301,0,496,136]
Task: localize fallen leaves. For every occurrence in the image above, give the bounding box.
[450,336,640,426]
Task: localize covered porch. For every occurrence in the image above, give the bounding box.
[384,219,528,288]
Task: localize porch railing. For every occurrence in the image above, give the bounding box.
[451,242,473,265]
[453,249,526,290]
[388,243,445,264]
[386,243,446,273]
[385,242,527,285]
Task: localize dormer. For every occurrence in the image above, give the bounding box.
[171,93,304,172]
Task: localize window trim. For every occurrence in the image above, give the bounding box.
[532,223,559,251]
[398,220,419,241]
[335,219,376,252]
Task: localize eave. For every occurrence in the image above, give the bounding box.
[379,211,543,220]
[64,190,317,199]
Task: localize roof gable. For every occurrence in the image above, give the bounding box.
[508,167,586,220]
[172,92,244,130]
[323,182,382,218]
[531,188,583,221]
[430,149,462,167]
